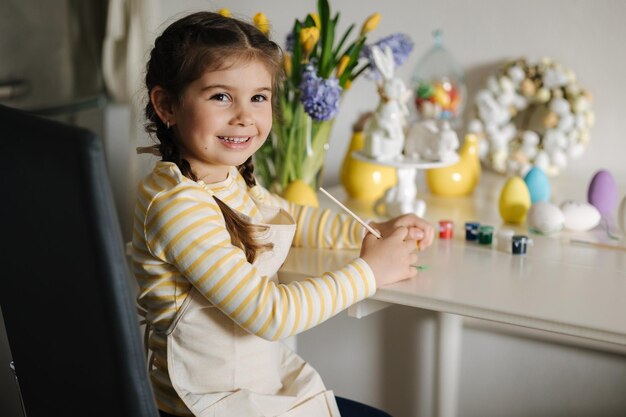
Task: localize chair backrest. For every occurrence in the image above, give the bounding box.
[0,104,159,417]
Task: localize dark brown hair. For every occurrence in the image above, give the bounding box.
[144,11,283,262]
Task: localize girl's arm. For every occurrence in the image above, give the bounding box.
[250,185,365,250]
[145,185,376,341]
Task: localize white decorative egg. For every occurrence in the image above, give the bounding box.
[560,200,601,231]
[527,202,564,234]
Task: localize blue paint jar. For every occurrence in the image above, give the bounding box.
[465,222,480,241]
[512,235,528,255]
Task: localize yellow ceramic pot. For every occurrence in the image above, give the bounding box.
[340,131,397,202]
[426,134,481,196]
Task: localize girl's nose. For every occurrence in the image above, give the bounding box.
[230,104,254,126]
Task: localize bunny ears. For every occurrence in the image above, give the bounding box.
[370,46,396,81]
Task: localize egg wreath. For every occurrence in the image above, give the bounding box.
[468,57,594,177]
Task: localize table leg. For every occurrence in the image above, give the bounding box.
[435,312,463,417]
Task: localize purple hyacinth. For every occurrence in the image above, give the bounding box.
[299,65,342,121]
[362,33,414,80]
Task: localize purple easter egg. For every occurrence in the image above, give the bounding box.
[587,169,618,215]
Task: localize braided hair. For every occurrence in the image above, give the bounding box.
[144,12,283,262]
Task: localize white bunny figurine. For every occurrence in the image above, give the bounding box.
[405,120,459,162]
[363,46,411,161]
[374,168,426,218]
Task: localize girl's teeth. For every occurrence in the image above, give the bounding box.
[220,136,250,143]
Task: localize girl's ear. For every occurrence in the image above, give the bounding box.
[150,86,176,126]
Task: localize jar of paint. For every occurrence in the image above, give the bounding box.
[439,220,454,239]
[478,225,494,244]
[465,222,480,241]
[512,235,529,255]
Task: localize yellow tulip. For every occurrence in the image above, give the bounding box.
[360,12,381,36]
[300,26,320,56]
[217,8,231,18]
[310,13,321,29]
[336,55,350,78]
[253,12,270,36]
[344,79,352,90]
[283,53,292,77]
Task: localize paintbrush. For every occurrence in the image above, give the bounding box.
[319,188,429,271]
[319,187,382,238]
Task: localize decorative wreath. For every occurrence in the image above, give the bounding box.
[468,57,594,176]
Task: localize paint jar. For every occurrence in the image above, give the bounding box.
[465,222,480,241]
[438,220,454,239]
[496,228,515,252]
[478,225,494,245]
[512,235,529,255]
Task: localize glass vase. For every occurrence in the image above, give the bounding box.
[411,30,466,127]
[255,100,334,198]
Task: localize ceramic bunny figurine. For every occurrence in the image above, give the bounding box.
[374,168,426,218]
[363,46,411,161]
[405,119,459,162]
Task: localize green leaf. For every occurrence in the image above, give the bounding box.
[317,0,333,77]
[292,20,303,86]
[332,23,354,61]
[304,14,316,28]
[339,37,366,86]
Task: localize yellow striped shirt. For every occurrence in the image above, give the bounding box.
[132,161,376,415]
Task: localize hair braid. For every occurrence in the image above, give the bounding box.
[237,157,257,188]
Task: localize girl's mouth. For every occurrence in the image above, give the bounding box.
[218,136,251,144]
[217,136,253,149]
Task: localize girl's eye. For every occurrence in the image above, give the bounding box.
[252,94,268,103]
[210,93,230,102]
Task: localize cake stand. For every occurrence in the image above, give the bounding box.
[352,151,458,218]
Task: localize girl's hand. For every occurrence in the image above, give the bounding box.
[360,226,419,287]
[369,214,435,251]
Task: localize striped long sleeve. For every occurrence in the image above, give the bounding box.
[249,185,367,250]
[134,162,376,343]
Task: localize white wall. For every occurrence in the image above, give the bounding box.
[158,0,626,186]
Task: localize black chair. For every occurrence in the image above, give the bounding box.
[0,104,159,417]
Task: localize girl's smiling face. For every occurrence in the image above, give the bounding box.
[171,60,273,183]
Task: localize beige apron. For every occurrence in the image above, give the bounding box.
[163,205,340,417]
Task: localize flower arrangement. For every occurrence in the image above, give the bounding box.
[469,57,594,177]
[243,0,412,201]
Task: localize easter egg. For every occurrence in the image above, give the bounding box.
[499,176,531,224]
[417,83,434,99]
[587,170,618,215]
[527,201,564,234]
[560,200,601,231]
[524,166,551,203]
[282,180,319,207]
[433,86,451,108]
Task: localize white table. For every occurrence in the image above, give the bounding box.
[279,172,626,417]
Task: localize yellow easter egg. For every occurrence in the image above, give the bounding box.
[499,176,531,223]
[282,179,319,207]
[433,86,451,107]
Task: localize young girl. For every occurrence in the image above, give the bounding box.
[133,11,434,417]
